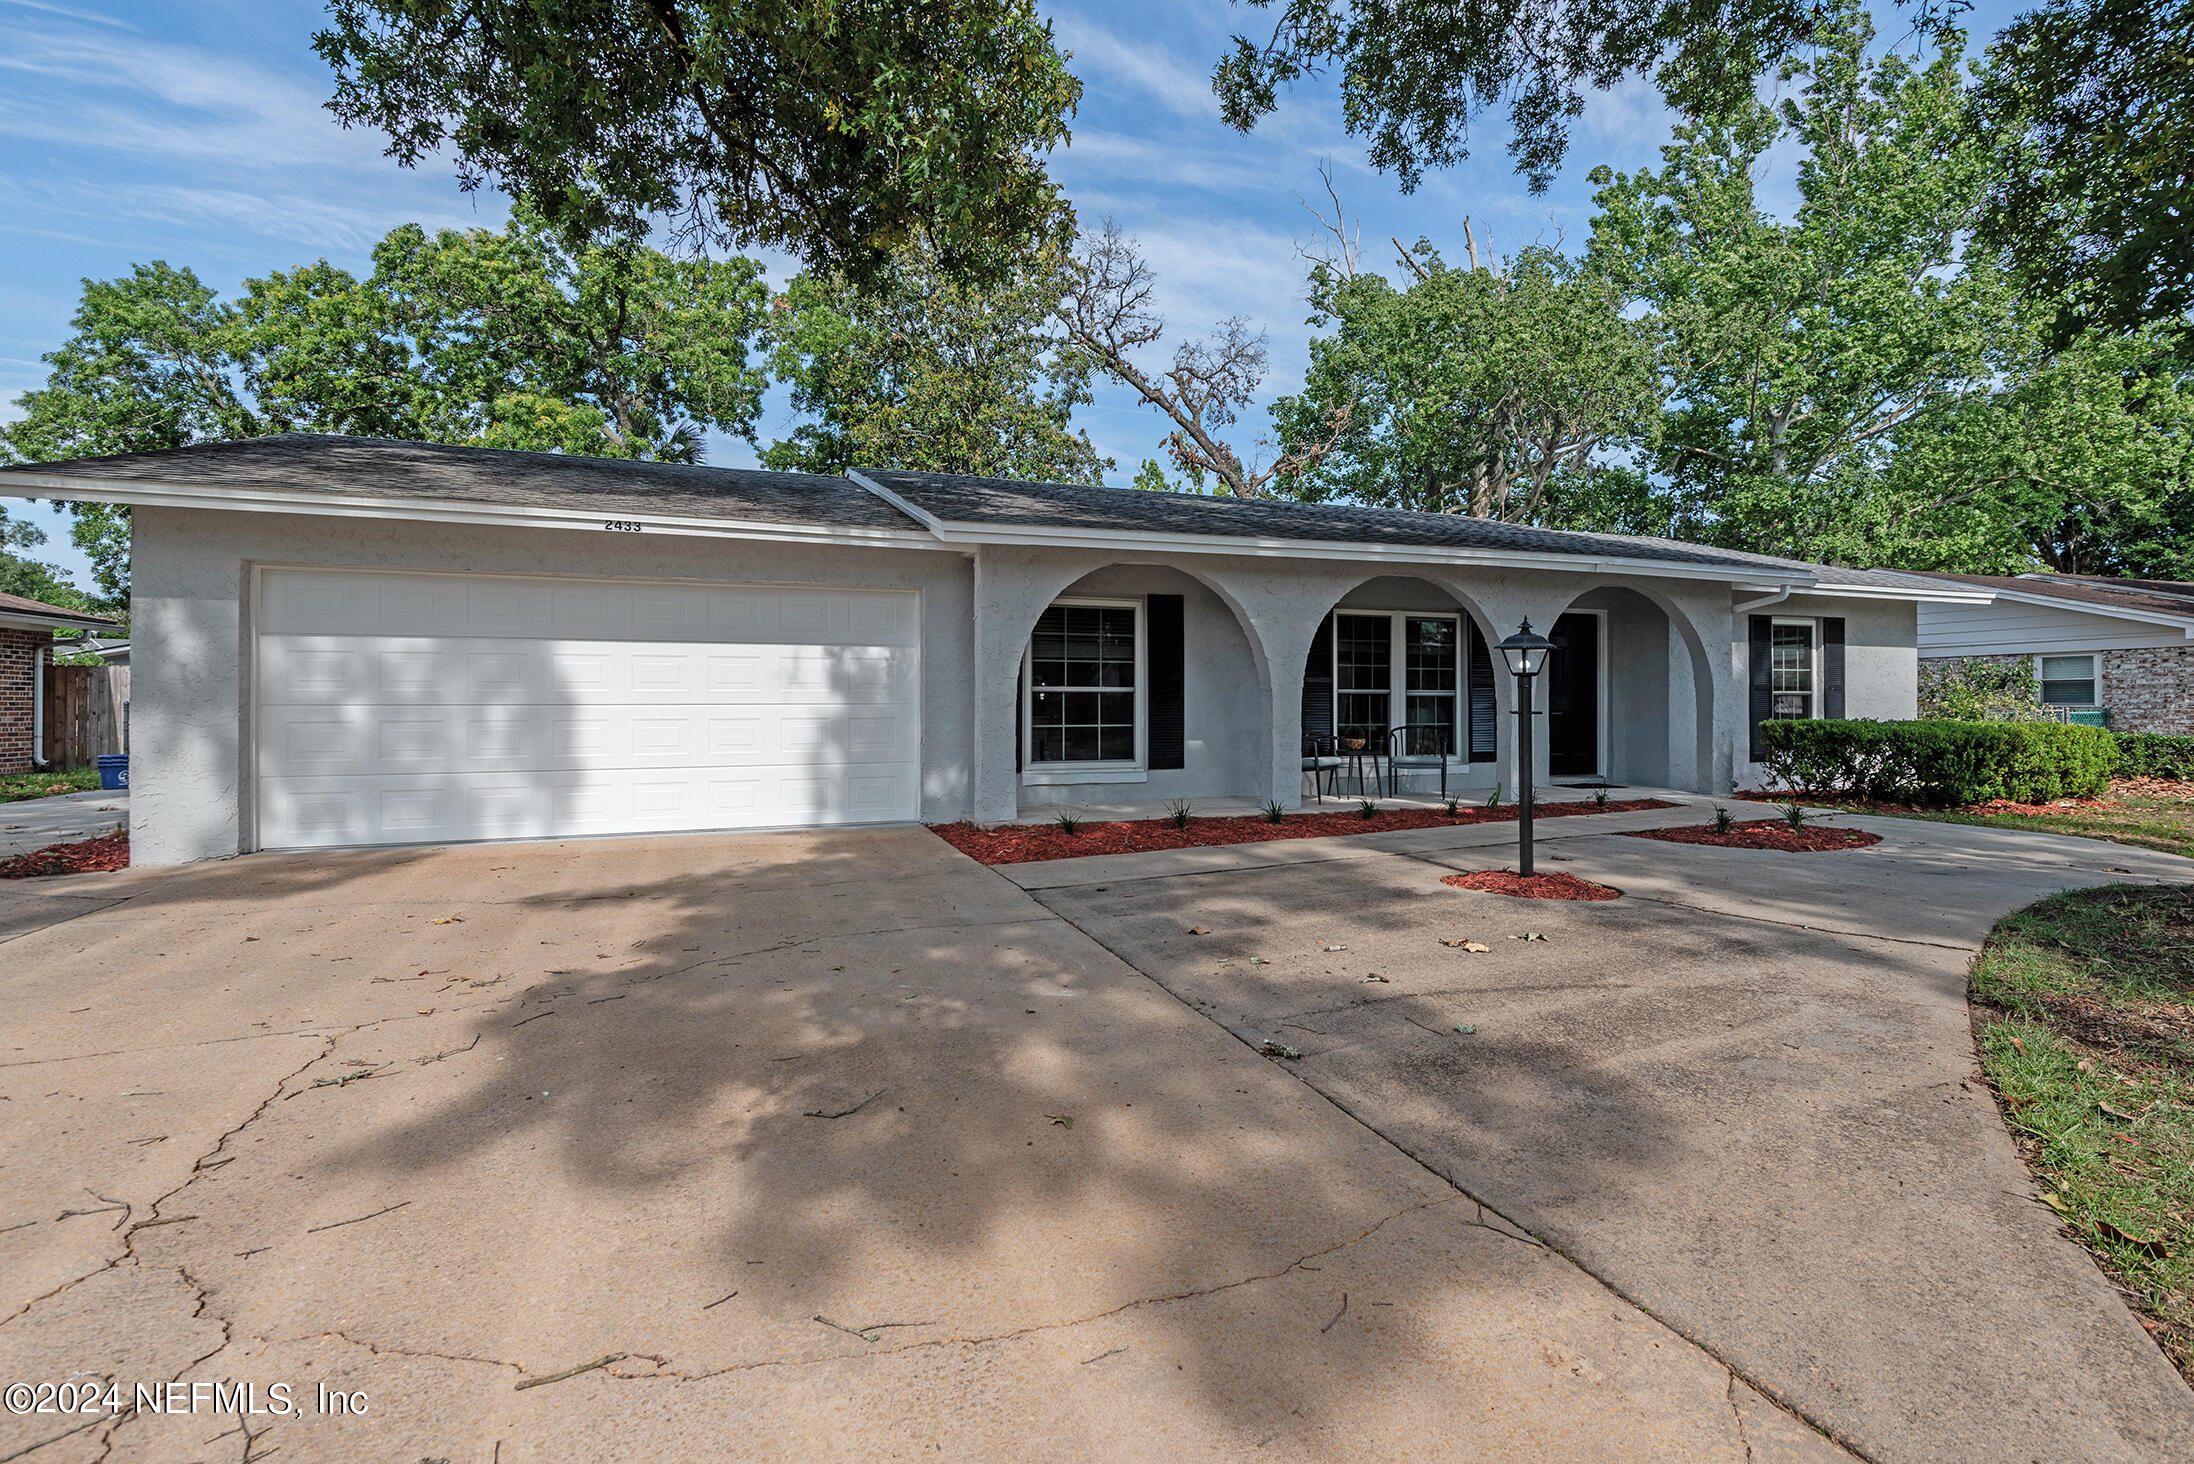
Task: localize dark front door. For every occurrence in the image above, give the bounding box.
[1546,612,1599,778]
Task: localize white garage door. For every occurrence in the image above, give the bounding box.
[254,568,921,851]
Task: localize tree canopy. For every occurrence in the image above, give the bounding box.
[1213,0,1835,192]
[315,0,1082,284]
[1972,0,2194,344]
[0,209,774,599]
[763,245,1107,483]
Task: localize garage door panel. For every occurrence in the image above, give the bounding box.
[256,569,921,850]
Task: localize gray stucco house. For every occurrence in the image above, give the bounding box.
[1914,572,2194,733]
[0,436,1983,865]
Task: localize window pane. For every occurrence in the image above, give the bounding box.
[1338,692,1389,744]
[1405,618,1458,693]
[1100,727,1135,761]
[1404,695,1456,755]
[2039,655,2096,704]
[1029,606,1140,763]
[1770,624,1813,695]
[1031,690,1068,728]
[1335,614,1391,692]
[1064,725,1100,761]
[1032,728,1064,762]
[2039,655,2092,681]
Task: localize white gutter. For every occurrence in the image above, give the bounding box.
[1733,587,1792,614]
[0,472,958,554]
[845,471,1815,588]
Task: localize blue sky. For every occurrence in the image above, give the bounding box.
[1,0,2021,591]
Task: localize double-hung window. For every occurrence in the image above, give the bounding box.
[1332,612,1463,756]
[2037,654,2098,707]
[1025,600,1141,767]
[1770,621,1816,720]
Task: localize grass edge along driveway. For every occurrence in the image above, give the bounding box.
[1971,883,2194,1380]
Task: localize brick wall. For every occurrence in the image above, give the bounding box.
[2100,646,2194,734]
[1,627,54,775]
[1921,648,2194,734]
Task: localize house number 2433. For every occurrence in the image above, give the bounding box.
[603,520,643,532]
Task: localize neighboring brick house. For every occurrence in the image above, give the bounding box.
[0,591,122,774]
[1912,573,2194,733]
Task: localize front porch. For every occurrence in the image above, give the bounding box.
[1010,784,1648,825]
[980,558,1727,826]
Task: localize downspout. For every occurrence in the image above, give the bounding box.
[1733,587,1793,615]
[30,641,48,770]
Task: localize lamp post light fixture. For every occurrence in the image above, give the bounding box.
[1496,619,1556,877]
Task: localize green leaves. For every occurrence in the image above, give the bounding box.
[762,243,1106,483]
[1274,243,1657,526]
[315,1,1081,286]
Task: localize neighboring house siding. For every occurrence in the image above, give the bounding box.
[1917,599,2187,655]
[1,627,51,774]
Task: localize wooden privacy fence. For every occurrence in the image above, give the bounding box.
[42,663,130,769]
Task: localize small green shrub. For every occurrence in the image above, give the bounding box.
[1443,796,1463,816]
[1784,802,1807,831]
[2114,732,2194,782]
[1712,805,1734,834]
[1053,810,1082,835]
[1261,800,1287,823]
[1356,798,1379,819]
[1759,719,2115,806]
[1591,786,1610,808]
[1485,783,1503,809]
[1917,657,2050,722]
[1166,798,1193,828]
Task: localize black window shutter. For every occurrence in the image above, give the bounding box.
[1147,595,1186,770]
[1822,617,1846,720]
[1748,616,1774,759]
[1301,614,1335,743]
[1468,620,1498,762]
[1015,665,1024,771]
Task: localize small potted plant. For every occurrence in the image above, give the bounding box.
[1339,724,1368,752]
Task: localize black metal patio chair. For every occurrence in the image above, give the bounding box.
[1301,734,1345,803]
[1386,723,1451,800]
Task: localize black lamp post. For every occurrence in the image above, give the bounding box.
[1496,619,1555,876]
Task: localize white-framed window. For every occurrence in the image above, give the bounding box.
[2037,653,2099,707]
[1024,598,1144,768]
[1332,611,1463,757]
[1770,618,1817,720]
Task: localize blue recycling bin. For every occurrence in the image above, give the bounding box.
[96,754,128,790]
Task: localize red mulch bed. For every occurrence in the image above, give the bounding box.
[1623,819,1880,852]
[1441,870,1622,900]
[933,799,1677,866]
[0,829,129,879]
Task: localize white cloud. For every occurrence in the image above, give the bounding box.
[1052,13,1218,122]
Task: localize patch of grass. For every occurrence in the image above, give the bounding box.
[1969,884,2194,1378]
[0,768,100,802]
[1830,790,2194,861]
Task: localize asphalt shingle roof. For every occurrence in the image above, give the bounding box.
[0,434,926,533]
[861,468,1786,573]
[0,590,116,625]
[1908,571,2194,622]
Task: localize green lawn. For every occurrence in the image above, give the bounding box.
[1970,885,2194,1379]
[0,767,101,802]
[1829,791,2194,861]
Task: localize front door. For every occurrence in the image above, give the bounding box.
[1546,612,1599,778]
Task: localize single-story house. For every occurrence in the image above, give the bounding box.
[0,590,121,775]
[1913,573,2194,733]
[0,435,1984,865]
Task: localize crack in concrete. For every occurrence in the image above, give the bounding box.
[624,1194,1463,1385]
[1026,883,1874,1464]
[1726,1369,1756,1464]
[316,1328,527,1375]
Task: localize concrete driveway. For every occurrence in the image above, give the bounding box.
[1011,805,2194,1463]
[0,824,1840,1464]
[0,808,2187,1463]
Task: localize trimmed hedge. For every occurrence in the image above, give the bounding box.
[1757,719,2116,806]
[2113,732,2194,782]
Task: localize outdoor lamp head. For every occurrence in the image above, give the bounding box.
[1498,619,1554,678]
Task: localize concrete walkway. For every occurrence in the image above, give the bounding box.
[0,826,1841,1464]
[0,786,126,858]
[1017,799,2194,1463]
